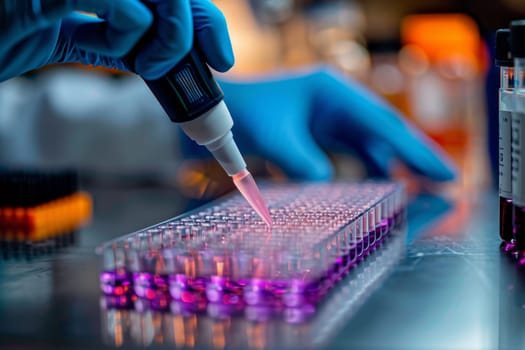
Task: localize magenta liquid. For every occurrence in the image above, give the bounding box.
[100,270,132,296]
[514,205,525,251]
[132,272,169,300]
[500,197,514,244]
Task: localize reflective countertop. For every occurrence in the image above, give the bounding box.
[0,187,516,350]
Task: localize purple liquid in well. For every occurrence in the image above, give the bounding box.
[379,220,389,235]
[374,227,381,241]
[100,270,132,296]
[132,272,169,299]
[168,274,208,303]
[206,276,244,305]
[244,284,281,307]
[500,197,514,243]
[367,230,376,249]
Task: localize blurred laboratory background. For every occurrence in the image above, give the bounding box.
[3,2,525,350]
[1,0,524,200]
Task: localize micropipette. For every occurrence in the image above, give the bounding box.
[136,47,272,228]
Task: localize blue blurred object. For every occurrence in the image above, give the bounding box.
[0,0,234,82]
[183,67,457,181]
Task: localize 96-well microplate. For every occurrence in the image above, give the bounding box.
[98,181,405,318]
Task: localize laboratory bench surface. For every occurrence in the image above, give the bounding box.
[0,186,518,350]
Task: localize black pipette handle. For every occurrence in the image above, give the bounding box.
[142,48,225,123]
[124,1,225,123]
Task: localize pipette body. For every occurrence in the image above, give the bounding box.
[141,48,272,228]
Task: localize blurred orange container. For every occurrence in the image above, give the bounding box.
[0,192,92,242]
[400,14,489,190]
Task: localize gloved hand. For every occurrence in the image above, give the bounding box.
[0,0,234,82]
[184,67,456,181]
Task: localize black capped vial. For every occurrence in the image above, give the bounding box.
[510,20,525,251]
[495,29,514,245]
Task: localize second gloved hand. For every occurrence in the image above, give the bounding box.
[0,0,234,82]
[200,67,456,181]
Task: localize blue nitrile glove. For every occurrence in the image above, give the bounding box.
[0,0,234,82]
[185,67,456,181]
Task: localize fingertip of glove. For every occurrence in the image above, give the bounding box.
[429,146,459,182]
[193,0,235,72]
[98,0,154,53]
[208,52,235,73]
[133,2,154,29]
[195,27,235,73]
[415,152,458,182]
[431,162,458,182]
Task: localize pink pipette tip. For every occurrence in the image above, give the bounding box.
[232,169,272,228]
